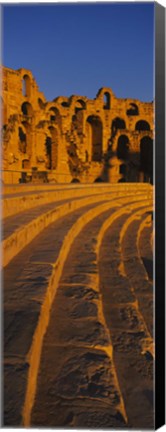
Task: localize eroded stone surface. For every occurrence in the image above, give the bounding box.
[2,66,153,185]
[3,191,154,429]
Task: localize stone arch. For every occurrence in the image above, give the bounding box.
[22,121,32,157]
[61,101,69,107]
[45,126,58,170]
[22,75,31,98]
[75,99,86,113]
[111,117,126,135]
[140,136,153,182]
[46,103,61,114]
[45,137,51,169]
[72,115,77,123]
[38,98,45,110]
[117,135,129,160]
[47,106,62,127]
[18,126,26,153]
[103,92,111,110]
[135,120,150,131]
[21,102,33,116]
[71,178,80,183]
[77,99,86,109]
[86,115,103,162]
[49,107,57,122]
[127,103,139,116]
[96,87,114,104]
[118,177,126,183]
[94,177,103,183]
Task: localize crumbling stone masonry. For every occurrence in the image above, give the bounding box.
[1,66,154,184]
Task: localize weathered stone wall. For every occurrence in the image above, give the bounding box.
[1,66,154,184]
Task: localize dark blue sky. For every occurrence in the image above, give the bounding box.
[2,3,154,102]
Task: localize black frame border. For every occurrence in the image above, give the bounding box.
[155,2,165,429]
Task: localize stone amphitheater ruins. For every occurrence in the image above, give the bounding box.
[2,66,154,429]
[1,66,153,184]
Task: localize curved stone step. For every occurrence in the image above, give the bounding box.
[96,203,153,348]
[2,192,115,268]
[121,208,153,337]
[31,195,152,429]
[97,204,154,429]
[137,215,153,281]
[3,190,154,428]
[4,197,134,427]
[2,184,114,218]
[3,182,153,197]
[2,190,152,268]
[2,183,153,218]
[31,205,130,428]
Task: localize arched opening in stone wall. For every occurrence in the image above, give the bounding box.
[45,137,52,169]
[127,103,139,116]
[18,127,26,153]
[120,163,127,175]
[111,117,126,136]
[22,159,30,169]
[38,98,45,110]
[61,101,69,107]
[22,75,31,98]
[117,135,129,160]
[85,150,89,162]
[48,107,61,124]
[72,115,77,123]
[94,177,103,183]
[135,120,150,131]
[75,99,86,114]
[86,116,103,162]
[45,127,58,170]
[140,136,153,183]
[21,102,33,116]
[103,92,110,110]
[71,178,80,183]
[22,121,32,157]
[118,177,126,183]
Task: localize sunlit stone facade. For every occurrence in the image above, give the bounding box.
[1,66,154,184]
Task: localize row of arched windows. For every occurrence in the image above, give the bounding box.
[103,92,142,116]
[20,98,151,133]
[22,76,148,119]
[111,117,151,132]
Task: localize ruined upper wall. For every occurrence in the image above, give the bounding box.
[1,66,153,124]
[1,66,154,185]
[1,66,46,122]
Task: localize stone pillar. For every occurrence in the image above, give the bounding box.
[108,156,123,183]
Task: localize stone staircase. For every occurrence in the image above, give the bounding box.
[2,183,154,429]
